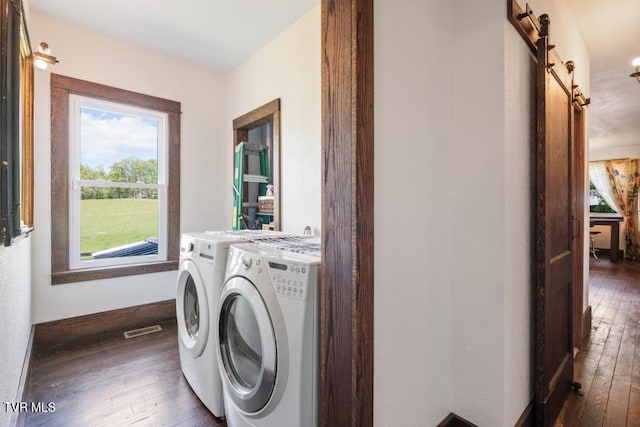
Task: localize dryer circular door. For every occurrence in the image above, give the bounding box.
[176,259,210,358]
[218,276,277,414]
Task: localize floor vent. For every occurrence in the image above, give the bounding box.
[123,325,163,339]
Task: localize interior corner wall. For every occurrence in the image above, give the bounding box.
[226,4,321,236]
[0,237,32,427]
[29,11,228,323]
[503,17,536,427]
[450,1,509,424]
[374,1,453,425]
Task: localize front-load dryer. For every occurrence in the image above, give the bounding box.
[176,231,297,418]
[216,243,320,427]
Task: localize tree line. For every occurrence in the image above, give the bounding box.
[80,157,158,200]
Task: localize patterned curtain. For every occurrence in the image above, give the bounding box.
[605,159,640,259]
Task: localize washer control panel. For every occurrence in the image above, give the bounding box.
[268,261,312,301]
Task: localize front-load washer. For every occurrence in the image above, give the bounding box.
[176,231,298,418]
[216,243,320,427]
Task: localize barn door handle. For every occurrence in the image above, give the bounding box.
[572,217,581,238]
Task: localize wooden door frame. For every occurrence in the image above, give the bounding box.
[572,96,587,349]
[232,99,281,230]
[320,0,374,426]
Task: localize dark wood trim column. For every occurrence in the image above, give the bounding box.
[320,0,374,426]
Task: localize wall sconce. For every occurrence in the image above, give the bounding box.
[630,57,640,83]
[33,42,58,70]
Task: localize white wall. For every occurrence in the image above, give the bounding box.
[1,4,33,424]
[590,145,640,161]
[375,0,589,425]
[374,1,453,425]
[0,237,32,427]
[504,17,537,427]
[227,5,321,236]
[30,12,228,323]
[450,2,510,423]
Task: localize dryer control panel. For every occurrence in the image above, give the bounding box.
[198,241,215,261]
[268,261,314,301]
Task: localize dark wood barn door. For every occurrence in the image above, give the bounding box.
[534,19,576,426]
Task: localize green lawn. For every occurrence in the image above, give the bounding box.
[80,198,158,255]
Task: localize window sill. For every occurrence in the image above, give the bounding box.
[11,226,34,244]
[51,260,178,285]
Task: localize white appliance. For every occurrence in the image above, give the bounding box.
[217,242,320,427]
[176,231,300,418]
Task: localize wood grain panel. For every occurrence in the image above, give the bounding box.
[515,399,535,427]
[272,110,281,230]
[50,74,181,113]
[321,0,373,426]
[581,305,592,346]
[507,0,540,55]
[232,98,280,129]
[51,260,178,285]
[33,299,176,348]
[50,84,70,273]
[20,54,34,227]
[167,111,181,260]
[49,74,181,284]
[572,97,586,350]
[437,412,479,427]
[535,25,576,426]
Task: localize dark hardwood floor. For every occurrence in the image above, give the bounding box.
[556,258,640,426]
[23,319,226,427]
[21,258,640,426]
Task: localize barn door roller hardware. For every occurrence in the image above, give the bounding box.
[508,0,591,105]
[573,84,591,108]
[508,0,548,54]
[516,4,541,36]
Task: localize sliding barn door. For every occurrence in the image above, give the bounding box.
[535,22,575,426]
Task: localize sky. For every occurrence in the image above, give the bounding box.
[80,107,159,171]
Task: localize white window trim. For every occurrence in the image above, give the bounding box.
[68,94,169,270]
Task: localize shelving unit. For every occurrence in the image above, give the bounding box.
[232,99,281,230]
[232,142,273,229]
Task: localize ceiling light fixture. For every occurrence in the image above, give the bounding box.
[630,57,640,83]
[33,42,58,70]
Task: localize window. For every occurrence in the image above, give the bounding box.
[51,74,180,284]
[69,95,168,269]
[589,181,616,214]
[1,0,34,246]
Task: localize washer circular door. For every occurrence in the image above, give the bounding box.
[176,259,209,358]
[218,276,277,414]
